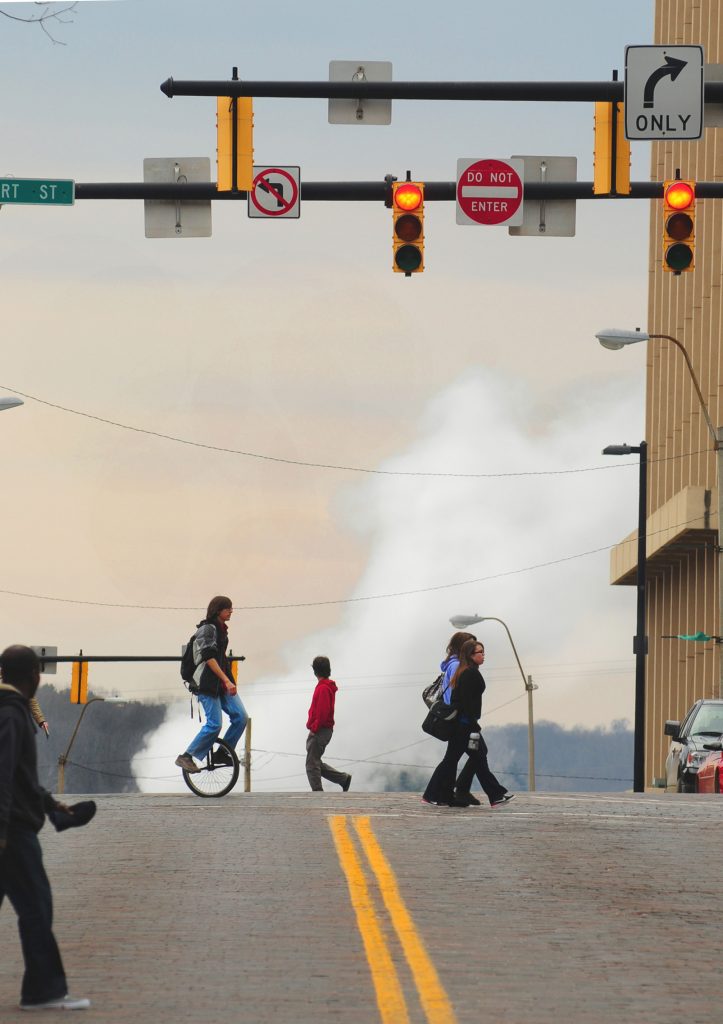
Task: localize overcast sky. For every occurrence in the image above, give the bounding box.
[1,0,656,790]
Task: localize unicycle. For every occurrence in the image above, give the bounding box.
[181,737,240,798]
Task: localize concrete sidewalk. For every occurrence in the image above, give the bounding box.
[1,791,720,1023]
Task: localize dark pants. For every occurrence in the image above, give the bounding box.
[424,722,507,805]
[0,828,67,1006]
[305,728,349,791]
[456,733,507,805]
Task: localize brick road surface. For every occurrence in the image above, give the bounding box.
[1,791,721,1023]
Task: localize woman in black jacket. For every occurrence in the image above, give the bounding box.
[423,639,513,807]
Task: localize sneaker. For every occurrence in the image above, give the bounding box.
[212,749,234,767]
[502,793,516,803]
[341,774,352,792]
[455,790,481,806]
[490,793,515,807]
[175,753,201,774]
[20,994,91,1011]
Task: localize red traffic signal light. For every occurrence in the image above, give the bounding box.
[392,181,424,275]
[663,180,695,274]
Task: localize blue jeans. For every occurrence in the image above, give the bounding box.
[186,690,247,760]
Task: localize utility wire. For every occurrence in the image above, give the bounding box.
[0,512,710,610]
[0,383,711,478]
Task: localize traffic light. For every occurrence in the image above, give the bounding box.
[392,181,424,275]
[593,101,631,195]
[216,96,254,191]
[662,180,695,274]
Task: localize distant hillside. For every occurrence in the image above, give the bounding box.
[375,720,634,793]
[33,687,167,794]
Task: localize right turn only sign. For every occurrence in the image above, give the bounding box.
[624,45,704,140]
[456,158,524,226]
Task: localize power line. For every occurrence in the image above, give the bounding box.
[0,512,708,611]
[0,383,710,479]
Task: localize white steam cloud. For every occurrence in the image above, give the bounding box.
[135,368,642,793]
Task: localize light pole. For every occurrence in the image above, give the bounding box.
[603,442,647,792]
[449,613,537,791]
[57,696,124,794]
[597,327,723,700]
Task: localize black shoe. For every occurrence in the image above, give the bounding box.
[212,749,234,767]
[491,793,515,807]
[341,774,352,792]
[444,796,470,807]
[455,790,481,806]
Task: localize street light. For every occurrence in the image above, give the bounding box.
[0,396,24,412]
[57,696,125,794]
[449,614,538,791]
[602,442,647,793]
[597,327,723,700]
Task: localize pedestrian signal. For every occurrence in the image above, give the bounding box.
[392,181,424,275]
[662,180,695,274]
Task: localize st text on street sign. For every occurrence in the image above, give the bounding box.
[0,178,74,206]
[248,166,300,219]
[456,158,524,226]
[624,44,704,140]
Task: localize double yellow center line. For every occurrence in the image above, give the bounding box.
[329,815,457,1024]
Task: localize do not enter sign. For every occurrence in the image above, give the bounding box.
[456,158,524,226]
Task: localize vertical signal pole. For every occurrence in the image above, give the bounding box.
[231,67,239,193]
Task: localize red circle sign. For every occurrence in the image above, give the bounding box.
[456,159,523,225]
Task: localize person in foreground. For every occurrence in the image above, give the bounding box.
[423,639,514,808]
[305,656,352,792]
[175,596,247,773]
[0,645,90,1012]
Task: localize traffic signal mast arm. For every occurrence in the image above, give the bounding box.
[161,77,723,104]
[72,180,723,201]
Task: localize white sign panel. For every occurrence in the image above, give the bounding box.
[328,61,392,124]
[248,166,300,219]
[625,44,704,140]
[456,158,524,226]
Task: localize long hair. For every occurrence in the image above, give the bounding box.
[446,631,476,658]
[205,595,233,621]
[450,638,483,689]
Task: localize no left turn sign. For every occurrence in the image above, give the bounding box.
[248,166,301,219]
[456,158,524,226]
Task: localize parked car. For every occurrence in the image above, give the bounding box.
[696,738,723,794]
[664,699,723,792]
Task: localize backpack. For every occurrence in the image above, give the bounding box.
[180,633,199,693]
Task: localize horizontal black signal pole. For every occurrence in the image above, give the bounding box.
[74,180,723,202]
[160,77,723,103]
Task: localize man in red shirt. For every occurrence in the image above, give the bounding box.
[305,656,351,793]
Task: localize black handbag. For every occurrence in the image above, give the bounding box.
[422,697,458,741]
[422,672,447,708]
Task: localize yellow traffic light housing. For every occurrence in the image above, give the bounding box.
[217,96,254,192]
[593,101,631,195]
[392,181,424,275]
[70,660,88,704]
[662,180,695,274]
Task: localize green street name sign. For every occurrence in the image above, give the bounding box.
[0,178,75,206]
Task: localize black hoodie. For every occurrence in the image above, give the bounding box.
[0,683,57,843]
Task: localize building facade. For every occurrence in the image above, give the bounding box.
[611,1,723,786]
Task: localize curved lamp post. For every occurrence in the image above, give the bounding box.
[597,327,723,702]
[449,614,537,791]
[57,696,125,794]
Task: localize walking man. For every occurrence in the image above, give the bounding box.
[305,656,351,793]
[0,645,90,1011]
